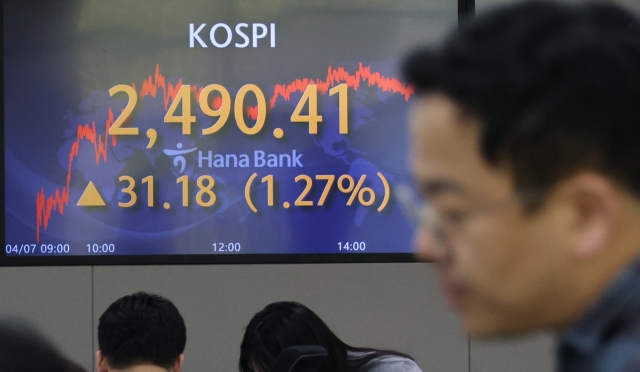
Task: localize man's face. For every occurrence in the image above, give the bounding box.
[410,94,575,337]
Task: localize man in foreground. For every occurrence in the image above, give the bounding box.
[404,1,640,370]
[97,292,186,372]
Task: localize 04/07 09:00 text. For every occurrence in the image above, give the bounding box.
[5,244,70,255]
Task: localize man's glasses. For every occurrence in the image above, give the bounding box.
[396,183,542,255]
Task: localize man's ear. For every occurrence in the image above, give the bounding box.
[96,350,109,372]
[565,173,619,259]
[173,354,185,372]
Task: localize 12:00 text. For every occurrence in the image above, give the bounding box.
[212,243,241,252]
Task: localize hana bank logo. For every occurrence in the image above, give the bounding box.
[164,143,197,173]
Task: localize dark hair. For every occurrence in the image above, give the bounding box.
[0,318,87,372]
[97,292,186,370]
[403,1,640,207]
[239,301,413,372]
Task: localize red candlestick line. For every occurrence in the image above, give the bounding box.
[138,63,412,118]
[35,62,411,241]
[246,106,260,121]
[269,62,414,109]
[212,96,223,110]
[246,63,412,121]
[138,65,206,111]
[35,109,115,242]
[139,64,183,111]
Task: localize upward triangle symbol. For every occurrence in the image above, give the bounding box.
[77,181,106,207]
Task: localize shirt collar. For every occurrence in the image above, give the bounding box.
[559,256,640,355]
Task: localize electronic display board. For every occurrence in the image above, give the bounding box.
[2,0,457,264]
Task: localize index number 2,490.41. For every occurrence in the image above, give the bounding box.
[107,83,350,138]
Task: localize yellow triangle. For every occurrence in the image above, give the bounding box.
[77,181,106,207]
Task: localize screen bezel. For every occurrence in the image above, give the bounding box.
[0,0,473,266]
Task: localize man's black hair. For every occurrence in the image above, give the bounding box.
[97,292,186,370]
[403,1,640,207]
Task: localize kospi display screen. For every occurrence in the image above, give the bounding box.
[2,0,456,264]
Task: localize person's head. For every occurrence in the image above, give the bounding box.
[0,318,87,372]
[239,302,349,372]
[239,301,410,372]
[404,1,640,338]
[97,292,186,372]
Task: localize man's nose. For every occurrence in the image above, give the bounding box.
[414,227,445,262]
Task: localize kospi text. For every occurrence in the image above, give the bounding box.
[189,23,276,48]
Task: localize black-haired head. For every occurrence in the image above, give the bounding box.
[239,301,412,372]
[97,292,186,370]
[403,1,640,204]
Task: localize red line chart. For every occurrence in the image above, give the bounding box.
[35,63,413,241]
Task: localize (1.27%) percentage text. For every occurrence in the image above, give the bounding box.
[244,173,390,213]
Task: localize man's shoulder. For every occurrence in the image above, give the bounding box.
[596,318,640,372]
[560,257,640,372]
[566,317,640,372]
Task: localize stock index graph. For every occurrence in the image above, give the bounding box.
[3,0,440,262]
